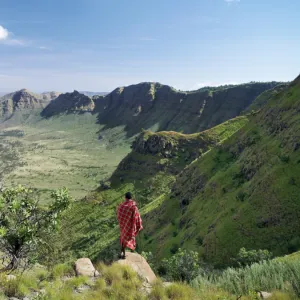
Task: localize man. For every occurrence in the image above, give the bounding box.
[117,192,143,259]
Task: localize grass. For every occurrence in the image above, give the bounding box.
[57,114,248,262]
[0,112,131,203]
[140,78,300,266]
[191,255,300,299]
[0,263,201,300]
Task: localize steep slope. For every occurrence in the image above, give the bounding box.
[95,82,280,136]
[60,116,249,261]
[245,83,288,113]
[141,75,300,266]
[0,89,49,120]
[41,90,95,117]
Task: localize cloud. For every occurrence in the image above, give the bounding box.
[39,46,51,51]
[0,25,9,40]
[0,25,26,46]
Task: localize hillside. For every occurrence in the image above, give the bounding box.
[141,75,300,266]
[41,90,96,117]
[39,82,280,136]
[60,116,249,262]
[0,89,49,121]
[95,81,280,136]
[59,75,300,268]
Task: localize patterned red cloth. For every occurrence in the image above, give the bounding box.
[117,200,143,250]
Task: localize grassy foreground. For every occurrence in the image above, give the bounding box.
[1,254,300,299]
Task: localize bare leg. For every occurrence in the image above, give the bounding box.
[119,245,126,259]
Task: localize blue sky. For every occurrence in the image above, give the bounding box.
[0,0,299,93]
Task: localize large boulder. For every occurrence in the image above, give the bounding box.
[75,258,99,277]
[117,252,156,283]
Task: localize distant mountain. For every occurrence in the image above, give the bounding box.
[0,89,49,120]
[41,90,95,117]
[41,91,61,101]
[80,91,108,97]
[94,81,281,136]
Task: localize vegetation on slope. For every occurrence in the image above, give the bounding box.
[141,75,300,266]
[60,116,249,262]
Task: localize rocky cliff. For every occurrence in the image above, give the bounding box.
[94,81,280,136]
[41,90,95,117]
[0,89,50,120]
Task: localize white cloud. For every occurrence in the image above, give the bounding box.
[0,26,9,40]
[39,46,51,50]
[0,25,26,46]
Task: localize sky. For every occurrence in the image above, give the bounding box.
[0,0,299,93]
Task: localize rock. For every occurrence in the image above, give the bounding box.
[9,298,20,300]
[257,291,272,299]
[75,258,98,277]
[117,252,156,283]
[6,274,17,281]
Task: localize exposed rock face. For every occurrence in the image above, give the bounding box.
[132,130,213,160]
[41,91,95,117]
[75,258,99,277]
[95,81,280,136]
[117,252,157,283]
[0,89,49,119]
[41,91,61,101]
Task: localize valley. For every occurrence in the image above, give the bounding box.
[1,78,300,299]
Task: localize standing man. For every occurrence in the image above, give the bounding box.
[117,192,143,259]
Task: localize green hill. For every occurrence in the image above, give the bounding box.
[59,75,300,268]
[60,116,249,261]
[141,75,300,266]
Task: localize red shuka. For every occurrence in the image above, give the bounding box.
[117,200,143,250]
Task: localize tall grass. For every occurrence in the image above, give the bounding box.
[192,259,300,297]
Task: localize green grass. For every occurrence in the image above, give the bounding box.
[140,78,300,266]
[0,112,131,202]
[191,254,300,299]
[58,115,248,263]
[0,263,201,300]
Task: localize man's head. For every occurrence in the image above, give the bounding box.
[125,192,132,200]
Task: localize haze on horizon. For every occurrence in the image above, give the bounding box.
[0,0,299,93]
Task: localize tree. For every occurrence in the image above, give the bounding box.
[0,186,71,272]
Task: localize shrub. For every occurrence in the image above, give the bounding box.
[0,186,71,271]
[160,249,202,282]
[192,259,300,297]
[233,247,273,267]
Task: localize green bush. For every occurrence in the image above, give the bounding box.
[0,186,71,271]
[192,259,300,297]
[160,248,202,282]
[233,247,273,267]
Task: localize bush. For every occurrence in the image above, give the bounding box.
[160,249,202,282]
[233,247,273,267]
[192,258,300,297]
[0,186,71,271]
